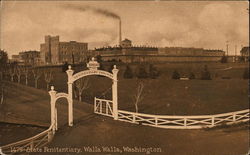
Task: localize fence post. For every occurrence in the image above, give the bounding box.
[100,101,102,113]
[94,97,96,113]
[132,114,136,123]
[184,117,187,127]
[211,116,215,126]
[106,101,108,115]
[155,117,158,126]
[232,113,236,122]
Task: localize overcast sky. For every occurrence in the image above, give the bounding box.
[0,0,249,56]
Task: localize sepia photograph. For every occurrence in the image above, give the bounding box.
[0,0,249,154]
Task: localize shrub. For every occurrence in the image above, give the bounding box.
[220,55,228,63]
[108,64,114,73]
[123,65,133,79]
[96,55,102,63]
[243,68,249,79]
[172,70,180,79]
[62,62,69,72]
[201,65,211,80]
[148,64,160,79]
[189,72,195,79]
[137,65,148,79]
[99,63,105,71]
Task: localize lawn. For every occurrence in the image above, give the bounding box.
[3,62,248,116]
[0,75,249,155]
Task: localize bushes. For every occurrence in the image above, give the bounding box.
[220,55,228,63]
[62,62,68,72]
[137,65,148,79]
[123,64,160,79]
[172,70,180,79]
[189,72,196,79]
[201,65,211,80]
[123,65,133,79]
[148,64,160,79]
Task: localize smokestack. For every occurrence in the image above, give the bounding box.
[119,19,122,46]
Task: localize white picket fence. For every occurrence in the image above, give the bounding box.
[0,125,54,154]
[94,98,249,129]
[94,97,113,117]
[118,109,249,129]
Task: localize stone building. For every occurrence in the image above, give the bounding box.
[40,35,88,64]
[19,50,41,66]
[120,38,132,48]
[94,39,225,63]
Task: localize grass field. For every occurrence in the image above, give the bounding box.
[0,78,249,155]
[4,62,249,116]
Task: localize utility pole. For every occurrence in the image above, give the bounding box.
[234,45,237,62]
[226,41,229,56]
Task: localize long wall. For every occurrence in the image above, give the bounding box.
[94,47,224,63]
[101,55,223,63]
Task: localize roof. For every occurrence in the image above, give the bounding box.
[122,38,132,43]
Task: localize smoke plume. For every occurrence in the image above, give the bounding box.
[63,4,120,20]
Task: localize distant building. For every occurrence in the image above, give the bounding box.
[94,39,225,63]
[120,38,132,48]
[19,51,41,66]
[40,35,88,64]
[11,55,21,63]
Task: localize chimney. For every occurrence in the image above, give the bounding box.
[119,19,122,46]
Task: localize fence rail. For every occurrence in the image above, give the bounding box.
[94,97,113,117]
[93,97,249,129]
[0,125,54,154]
[117,109,249,129]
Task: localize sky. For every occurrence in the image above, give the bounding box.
[0,0,249,56]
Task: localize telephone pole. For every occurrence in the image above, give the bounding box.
[226,41,229,56]
[234,45,237,62]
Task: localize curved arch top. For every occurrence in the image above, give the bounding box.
[71,69,114,83]
[55,93,69,101]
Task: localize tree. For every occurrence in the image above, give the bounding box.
[62,62,69,72]
[172,70,180,79]
[9,67,16,82]
[15,66,22,83]
[108,64,115,73]
[75,77,90,102]
[44,69,54,90]
[148,64,160,79]
[201,65,212,80]
[123,65,133,79]
[23,67,30,85]
[189,72,196,79]
[0,50,8,65]
[32,68,42,88]
[99,63,105,71]
[137,65,148,79]
[133,81,145,113]
[220,55,228,63]
[0,82,4,105]
[96,55,102,63]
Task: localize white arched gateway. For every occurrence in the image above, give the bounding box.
[49,58,119,129]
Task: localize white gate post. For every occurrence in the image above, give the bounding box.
[49,86,56,133]
[66,65,74,126]
[112,65,119,120]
